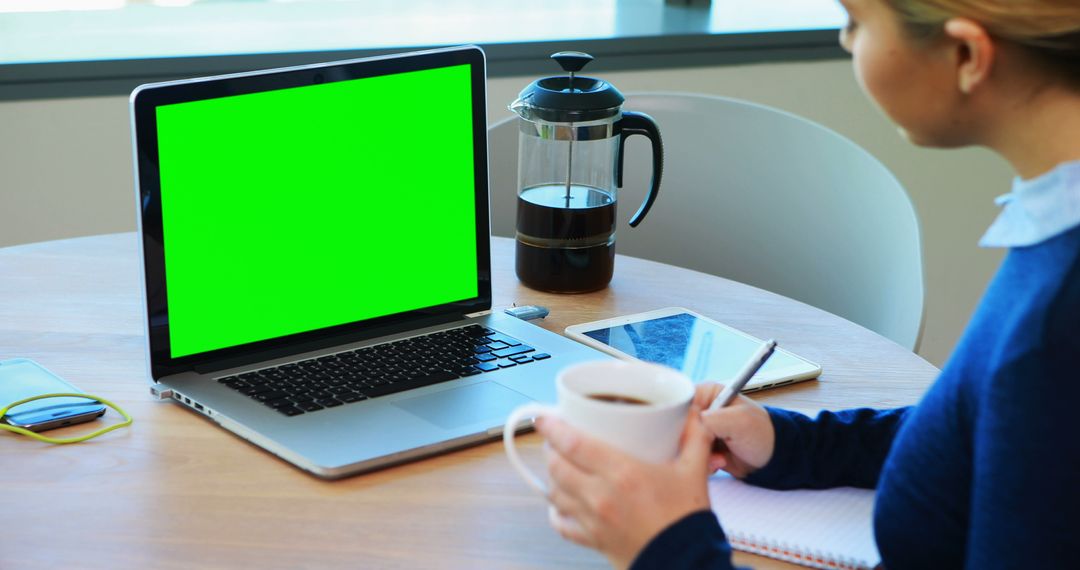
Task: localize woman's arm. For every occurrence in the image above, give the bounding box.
[629,511,743,570]
[697,382,912,490]
[744,406,912,490]
[629,404,914,567]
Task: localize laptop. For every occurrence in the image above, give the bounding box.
[130,45,611,479]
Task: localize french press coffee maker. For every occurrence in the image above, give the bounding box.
[510,51,663,293]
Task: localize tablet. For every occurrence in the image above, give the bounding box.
[564,307,821,392]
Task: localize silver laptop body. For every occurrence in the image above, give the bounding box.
[130,46,611,478]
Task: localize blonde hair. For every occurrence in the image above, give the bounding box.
[884,0,1080,83]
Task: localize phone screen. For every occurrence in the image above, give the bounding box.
[0,359,105,429]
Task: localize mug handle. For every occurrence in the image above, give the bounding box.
[503,402,558,496]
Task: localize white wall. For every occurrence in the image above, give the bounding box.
[0,59,1009,366]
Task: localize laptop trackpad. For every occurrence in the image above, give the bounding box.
[393,382,532,430]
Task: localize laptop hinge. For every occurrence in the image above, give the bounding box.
[190,311,479,374]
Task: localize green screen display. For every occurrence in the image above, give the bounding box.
[156,64,479,358]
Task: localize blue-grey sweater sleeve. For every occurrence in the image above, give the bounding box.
[745,406,912,490]
[630,510,745,570]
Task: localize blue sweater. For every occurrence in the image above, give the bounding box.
[631,223,1080,569]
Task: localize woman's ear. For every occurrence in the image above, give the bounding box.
[943,18,995,94]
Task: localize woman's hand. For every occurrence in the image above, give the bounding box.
[695,383,776,478]
[535,400,715,570]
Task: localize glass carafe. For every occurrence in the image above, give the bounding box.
[511,52,663,293]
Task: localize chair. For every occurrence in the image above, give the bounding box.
[488,92,924,351]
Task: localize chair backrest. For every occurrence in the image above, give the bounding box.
[488,92,924,350]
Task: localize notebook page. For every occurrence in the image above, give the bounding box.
[709,472,880,570]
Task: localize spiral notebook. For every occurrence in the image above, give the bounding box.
[709,473,880,570]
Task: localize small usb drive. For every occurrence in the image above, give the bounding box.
[504,305,550,320]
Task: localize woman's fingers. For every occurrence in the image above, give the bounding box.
[707,456,727,473]
[699,396,775,475]
[546,444,597,506]
[536,416,622,475]
[700,401,749,440]
[536,407,719,569]
[547,505,595,548]
[693,383,724,410]
[677,408,716,474]
[693,384,731,474]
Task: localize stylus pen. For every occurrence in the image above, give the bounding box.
[707,339,777,412]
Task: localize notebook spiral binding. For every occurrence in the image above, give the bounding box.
[729,532,874,570]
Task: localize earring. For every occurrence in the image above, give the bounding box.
[959,76,973,95]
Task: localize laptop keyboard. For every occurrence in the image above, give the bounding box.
[216,325,550,417]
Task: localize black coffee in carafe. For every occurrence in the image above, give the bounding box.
[510,51,663,293]
[516,185,616,293]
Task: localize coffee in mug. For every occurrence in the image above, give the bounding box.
[586,393,651,405]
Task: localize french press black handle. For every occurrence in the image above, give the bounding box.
[616,111,664,227]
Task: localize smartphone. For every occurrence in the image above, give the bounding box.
[0,358,106,432]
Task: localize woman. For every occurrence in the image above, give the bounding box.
[534,0,1080,568]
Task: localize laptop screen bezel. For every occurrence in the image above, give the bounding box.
[131,46,492,380]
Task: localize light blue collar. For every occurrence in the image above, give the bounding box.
[979,160,1080,248]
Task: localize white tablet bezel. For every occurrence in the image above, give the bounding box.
[564,307,821,392]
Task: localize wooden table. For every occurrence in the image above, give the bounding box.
[0,233,937,569]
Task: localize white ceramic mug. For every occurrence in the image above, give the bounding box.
[503,359,695,495]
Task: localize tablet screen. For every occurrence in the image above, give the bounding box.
[580,312,814,383]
